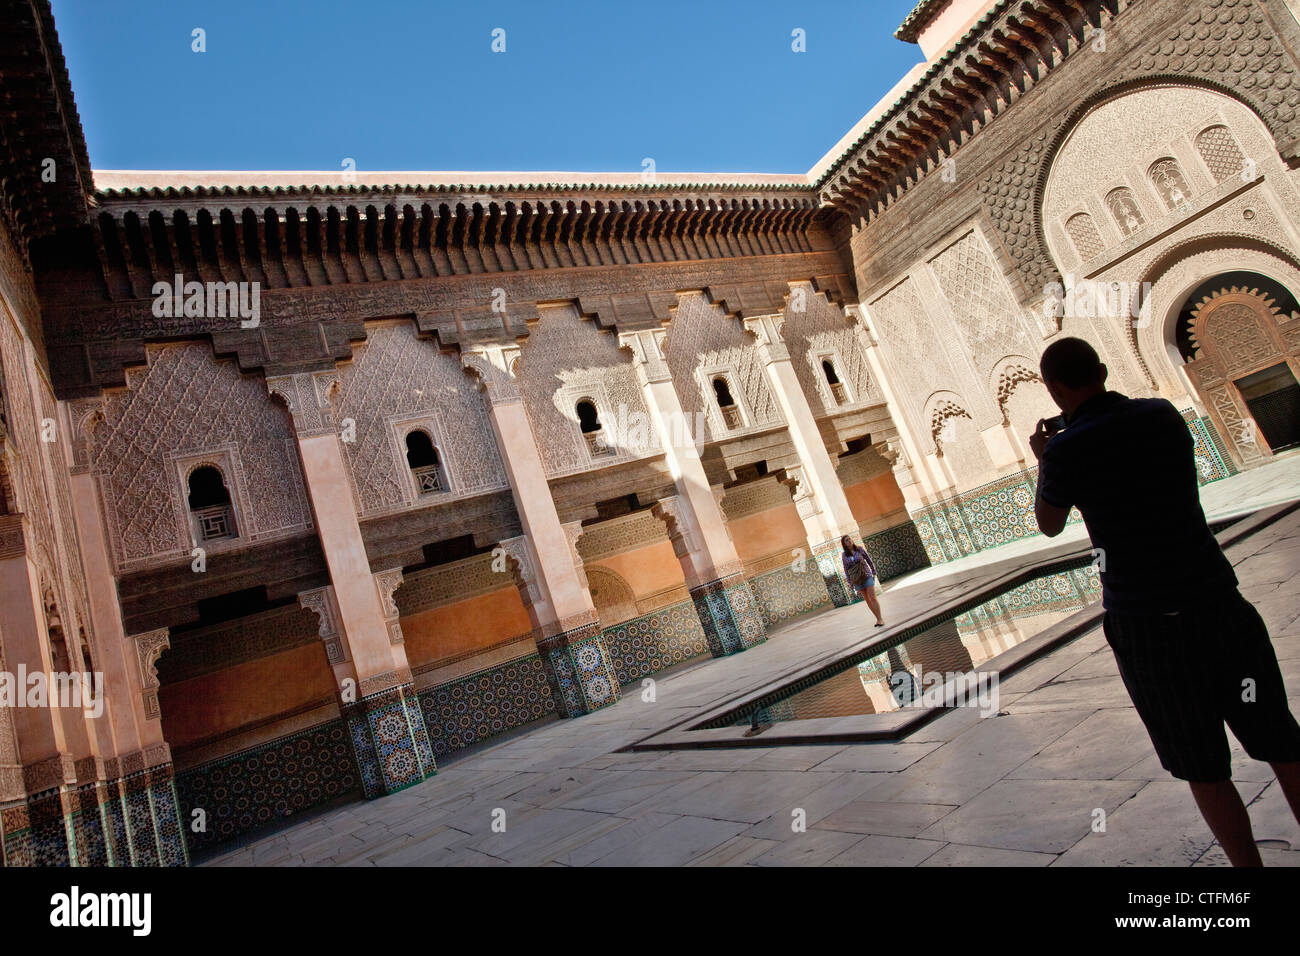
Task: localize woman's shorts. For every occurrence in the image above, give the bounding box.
[855,576,876,592]
[1103,591,1300,782]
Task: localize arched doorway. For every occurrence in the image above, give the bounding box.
[1176,272,1300,463]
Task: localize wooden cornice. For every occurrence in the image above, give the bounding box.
[817,0,1128,222]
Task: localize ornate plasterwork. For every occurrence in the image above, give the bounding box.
[574,510,667,562]
[334,323,508,516]
[865,275,969,450]
[66,397,103,476]
[1042,86,1274,277]
[168,445,248,550]
[584,565,639,626]
[266,369,340,438]
[835,443,895,489]
[460,342,524,406]
[497,535,542,611]
[374,568,405,646]
[131,628,170,721]
[560,521,589,589]
[1196,124,1248,183]
[662,293,783,443]
[924,391,995,486]
[298,585,348,665]
[1137,244,1300,400]
[778,284,883,419]
[516,306,657,477]
[0,512,26,559]
[395,550,515,617]
[928,229,1041,383]
[989,357,1053,431]
[618,328,673,384]
[89,342,312,573]
[719,475,794,521]
[650,496,699,561]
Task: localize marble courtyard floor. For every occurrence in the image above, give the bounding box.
[209,457,1300,867]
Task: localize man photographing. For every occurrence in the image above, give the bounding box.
[1031,336,1300,866]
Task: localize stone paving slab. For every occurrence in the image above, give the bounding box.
[1054,780,1270,867]
[206,500,1300,868]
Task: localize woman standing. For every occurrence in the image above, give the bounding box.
[841,535,884,627]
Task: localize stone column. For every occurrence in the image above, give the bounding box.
[744,312,865,606]
[62,398,187,866]
[0,513,78,865]
[847,304,944,507]
[268,371,434,797]
[619,329,766,656]
[462,345,619,716]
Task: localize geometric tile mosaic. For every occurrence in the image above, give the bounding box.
[344,685,436,798]
[747,563,834,628]
[691,576,767,657]
[600,600,712,687]
[914,412,1235,567]
[175,720,361,854]
[1180,408,1237,485]
[537,625,621,717]
[862,521,931,580]
[418,653,557,758]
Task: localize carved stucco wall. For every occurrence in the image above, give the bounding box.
[662,292,783,442]
[1044,85,1280,272]
[780,282,883,417]
[335,321,509,515]
[90,342,312,571]
[978,0,1300,300]
[864,273,992,483]
[1042,82,1300,404]
[928,229,1044,386]
[0,231,98,786]
[516,304,657,478]
[862,221,1060,490]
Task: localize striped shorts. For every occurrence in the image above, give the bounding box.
[1103,591,1300,782]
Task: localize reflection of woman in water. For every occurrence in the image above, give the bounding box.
[841,535,884,627]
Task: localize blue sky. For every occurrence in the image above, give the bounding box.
[52,0,924,174]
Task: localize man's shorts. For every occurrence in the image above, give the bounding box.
[1103,590,1300,782]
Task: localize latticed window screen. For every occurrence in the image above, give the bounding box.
[1065,213,1104,261]
[1105,188,1145,238]
[1195,125,1246,183]
[413,464,443,494]
[1148,158,1192,211]
[193,504,235,541]
[405,430,446,495]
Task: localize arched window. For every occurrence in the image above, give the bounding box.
[187,465,236,541]
[405,430,446,495]
[1195,125,1246,183]
[1148,158,1191,211]
[576,400,611,456]
[821,359,848,405]
[1065,213,1104,262]
[712,377,741,429]
[1105,187,1145,238]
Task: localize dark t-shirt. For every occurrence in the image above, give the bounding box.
[1037,391,1237,614]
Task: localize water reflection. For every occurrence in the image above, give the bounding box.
[740,565,1101,724]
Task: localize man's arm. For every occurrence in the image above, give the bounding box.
[1030,420,1071,538]
[1034,481,1070,537]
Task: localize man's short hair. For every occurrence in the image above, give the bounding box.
[1040,337,1104,388]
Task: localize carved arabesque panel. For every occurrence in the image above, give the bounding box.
[865,276,962,453]
[516,306,655,477]
[662,293,782,442]
[929,229,1041,382]
[334,322,508,515]
[780,284,882,417]
[92,343,312,571]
